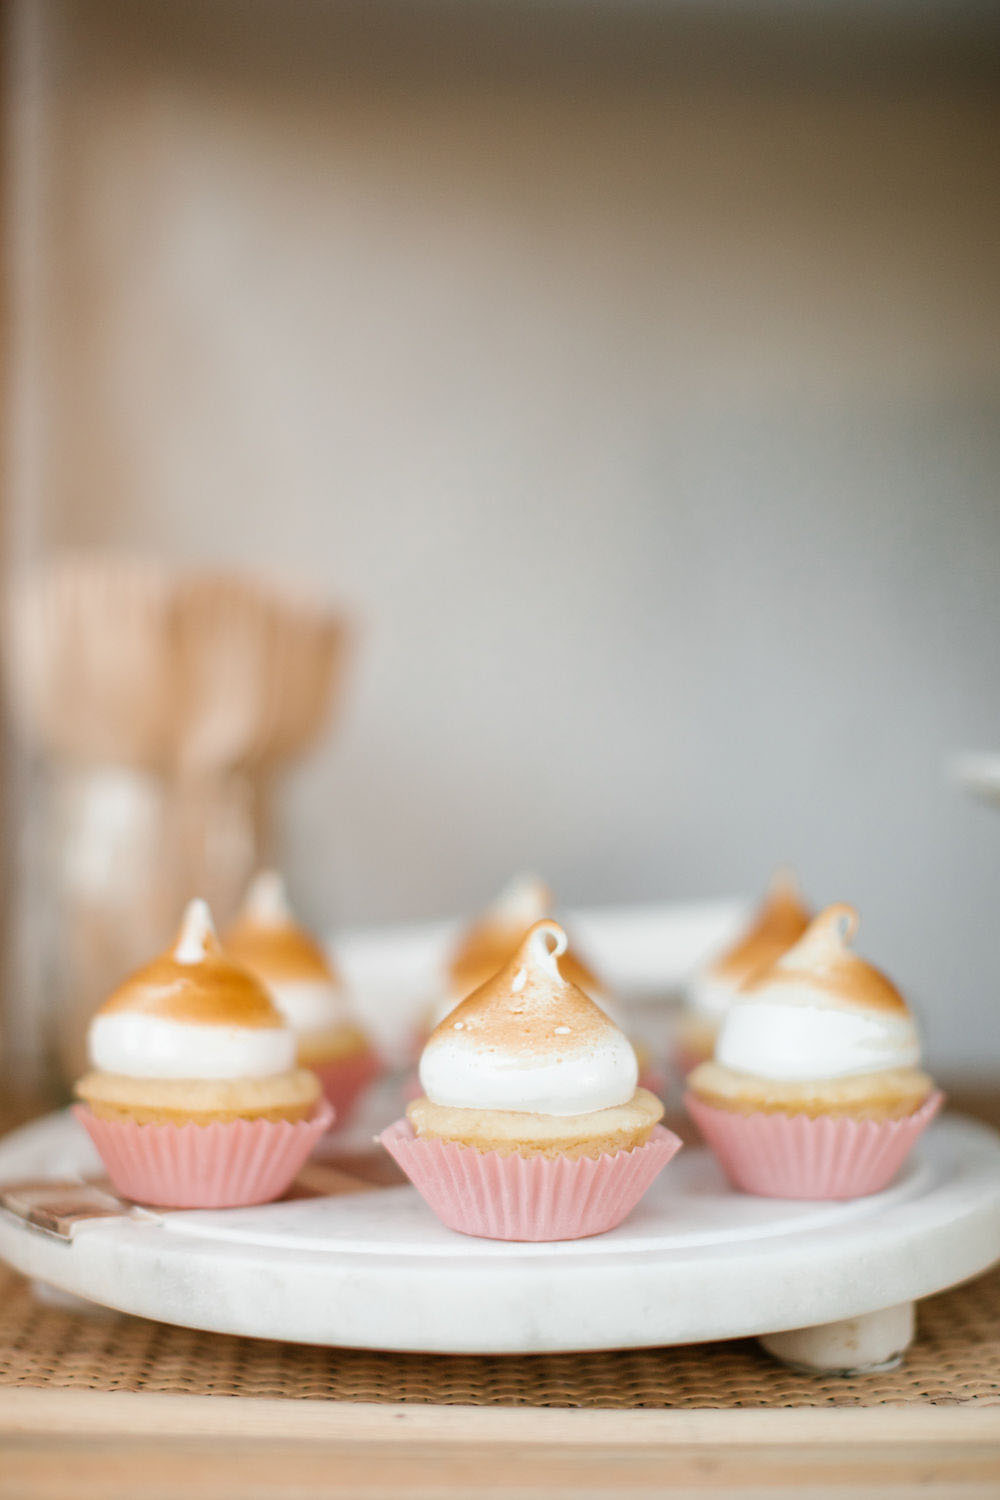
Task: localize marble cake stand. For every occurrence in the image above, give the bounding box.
[2,1108,1000,1374]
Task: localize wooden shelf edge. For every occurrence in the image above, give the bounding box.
[2,1386,999,1445]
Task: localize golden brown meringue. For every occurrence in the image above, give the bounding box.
[447,873,602,1001]
[100,899,284,1030]
[747,903,909,1015]
[224,870,340,987]
[708,867,812,991]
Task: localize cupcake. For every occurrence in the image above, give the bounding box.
[382,919,681,1240]
[676,868,811,1073]
[224,871,380,1126]
[75,899,331,1207]
[686,904,942,1198]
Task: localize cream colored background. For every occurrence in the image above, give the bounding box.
[9,0,1000,1072]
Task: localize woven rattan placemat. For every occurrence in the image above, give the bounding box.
[1,1261,998,1408]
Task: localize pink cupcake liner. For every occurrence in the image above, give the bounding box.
[685,1090,943,1200]
[379,1120,683,1241]
[74,1099,334,1209]
[310,1049,381,1127]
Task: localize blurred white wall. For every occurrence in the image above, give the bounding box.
[10,0,1000,1073]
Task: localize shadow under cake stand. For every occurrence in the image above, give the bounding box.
[1,1108,999,1376]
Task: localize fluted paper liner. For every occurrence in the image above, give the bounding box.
[685,1090,943,1200]
[379,1120,682,1241]
[74,1100,334,1208]
[311,1049,381,1128]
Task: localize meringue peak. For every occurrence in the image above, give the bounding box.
[225,872,337,984]
[448,875,603,1002]
[789,902,860,960]
[101,899,284,1029]
[753,902,910,1016]
[512,918,568,986]
[768,865,806,906]
[491,872,553,930]
[172,898,220,965]
[241,870,295,927]
[433,919,619,1057]
[709,866,812,988]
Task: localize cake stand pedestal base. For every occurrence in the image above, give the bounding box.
[759,1301,915,1374]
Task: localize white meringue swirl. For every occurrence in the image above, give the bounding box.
[89,1012,297,1080]
[716,998,920,1081]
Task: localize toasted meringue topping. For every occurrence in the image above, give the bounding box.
[715,904,921,1081]
[225,871,339,984]
[688,867,811,1019]
[224,871,349,1036]
[751,904,909,1014]
[446,872,604,1006]
[419,920,638,1115]
[88,899,297,1079]
[100,899,285,1028]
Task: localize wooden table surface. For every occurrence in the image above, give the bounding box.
[4,1392,1000,1499]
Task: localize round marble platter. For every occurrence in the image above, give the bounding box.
[2,1107,1000,1368]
